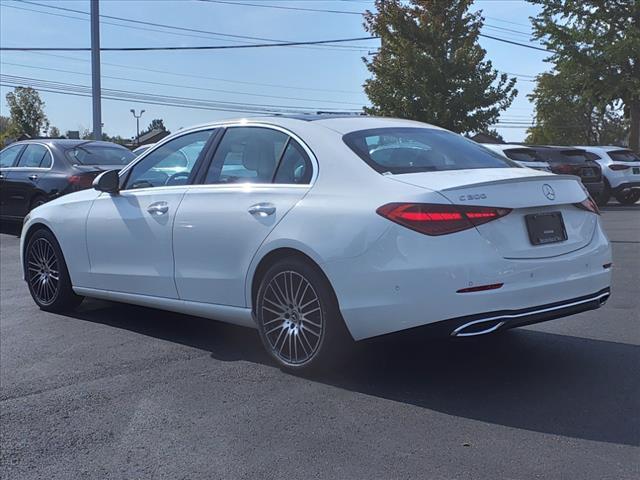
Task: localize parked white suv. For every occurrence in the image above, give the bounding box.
[481,144,552,172]
[576,146,640,205]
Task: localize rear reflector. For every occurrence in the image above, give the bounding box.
[377,203,512,236]
[574,197,600,215]
[609,164,630,171]
[457,283,504,293]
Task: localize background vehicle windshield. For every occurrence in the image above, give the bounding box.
[65,144,135,166]
[609,150,640,162]
[343,128,517,174]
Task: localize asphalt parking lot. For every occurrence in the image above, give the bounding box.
[1,205,638,480]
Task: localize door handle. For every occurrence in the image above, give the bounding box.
[147,202,169,215]
[28,174,38,181]
[248,203,276,217]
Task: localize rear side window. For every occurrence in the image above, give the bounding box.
[609,150,640,162]
[503,148,543,162]
[17,144,49,168]
[205,127,288,184]
[343,128,517,174]
[0,144,23,167]
[273,139,313,184]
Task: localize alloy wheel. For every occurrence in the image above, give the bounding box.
[260,270,324,366]
[27,238,60,305]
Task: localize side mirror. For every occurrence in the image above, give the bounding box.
[93,169,120,194]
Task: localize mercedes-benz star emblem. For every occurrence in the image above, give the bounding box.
[542,184,555,200]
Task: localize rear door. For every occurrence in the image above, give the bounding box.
[0,144,25,218]
[4,143,52,218]
[85,129,216,297]
[173,125,314,307]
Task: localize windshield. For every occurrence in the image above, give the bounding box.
[65,144,135,166]
[343,128,517,174]
[609,150,640,162]
[559,150,590,162]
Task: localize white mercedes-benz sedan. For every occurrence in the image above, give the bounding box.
[20,116,612,371]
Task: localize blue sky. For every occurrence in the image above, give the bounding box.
[0,0,549,141]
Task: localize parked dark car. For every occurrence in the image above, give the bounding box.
[0,139,135,221]
[526,146,604,199]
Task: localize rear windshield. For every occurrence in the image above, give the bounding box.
[65,144,135,166]
[609,150,640,162]
[503,148,543,162]
[343,128,517,174]
[559,150,589,162]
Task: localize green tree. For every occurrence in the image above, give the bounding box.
[48,126,61,138]
[5,87,49,137]
[527,72,629,145]
[362,0,517,134]
[528,0,639,151]
[140,118,169,136]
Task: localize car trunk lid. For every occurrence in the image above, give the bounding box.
[390,168,597,259]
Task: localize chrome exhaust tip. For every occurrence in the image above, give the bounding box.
[451,319,505,337]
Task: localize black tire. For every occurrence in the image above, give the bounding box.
[30,195,47,211]
[614,189,640,205]
[595,179,611,206]
[24,228,84,312]
[255,257,352,373]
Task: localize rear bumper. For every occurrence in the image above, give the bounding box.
[324,219,612,341]
[612,181,640,193]
[583,181,604,197]
[446,287,610,337]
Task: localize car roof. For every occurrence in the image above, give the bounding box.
[574,145,631,153]
[181,115,442,135]
[8,139,129,150]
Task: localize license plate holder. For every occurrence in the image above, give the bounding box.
[525,212,567,246]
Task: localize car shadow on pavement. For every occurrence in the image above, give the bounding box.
[0,221,22,237]
[68,298,639,448]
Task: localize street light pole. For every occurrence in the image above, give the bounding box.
[130,109,145,145]
[90,0,102,140]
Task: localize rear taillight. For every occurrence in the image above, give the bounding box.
[69,173,99,189]
[574,197,600,215]
[609,164,630,171]
[376,203,512,236]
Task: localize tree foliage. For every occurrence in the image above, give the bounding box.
[527,72,629,145]
[140,118,170,136]
[5,87,49,137]
[528,0,640,150]
[362,0,517,134]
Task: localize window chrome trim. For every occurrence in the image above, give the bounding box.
[117,121,319,187]
[0,141,55,171]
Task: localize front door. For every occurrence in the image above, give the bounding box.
[85,129,216,297]
[0,144,25,218]
[4,143,51,218]
[174,125,314,306]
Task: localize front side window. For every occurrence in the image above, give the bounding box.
[17,144,49,168]
[0,145,23,168]
[66,144,135,166]
[205,127,288,184]
[343,128,517,174]
[124,130,214,190]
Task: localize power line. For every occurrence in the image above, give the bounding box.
[197,0,364,15]
[0,35,377,51]
[0,74,363,114]
[14,51,364,95]
[0,61,364,106]
[10,0,373,51]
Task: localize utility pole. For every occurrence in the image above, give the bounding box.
[130,109,145,145]
[90,0,102,140]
